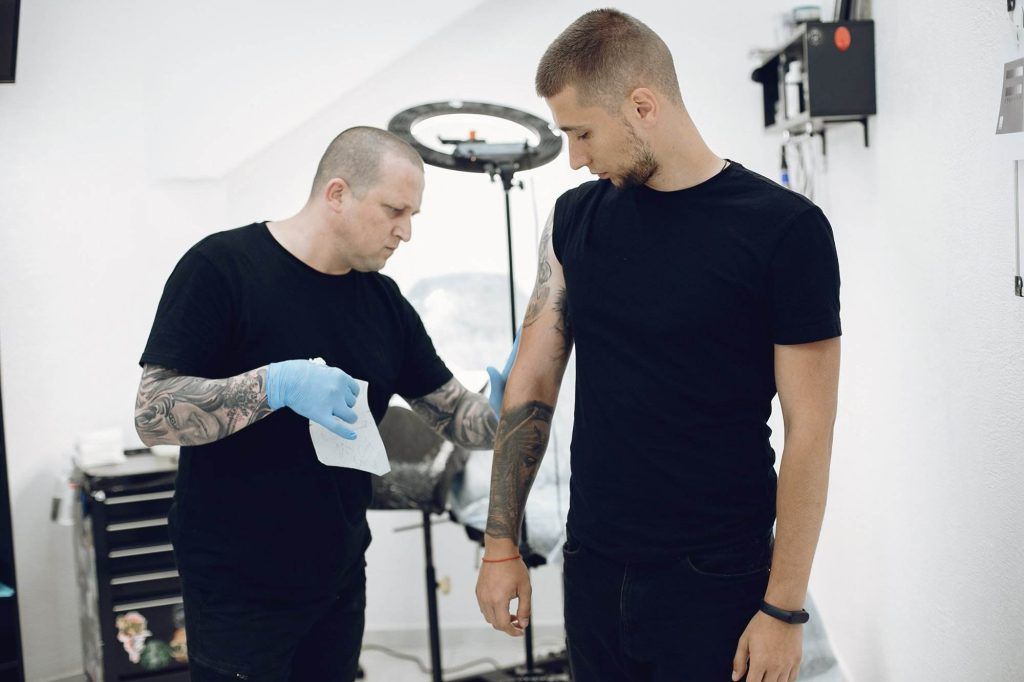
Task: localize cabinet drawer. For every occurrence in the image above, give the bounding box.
[100,490,174,523]
[105,518,171,549]
[110,570,181,603]
[108,543,177,575]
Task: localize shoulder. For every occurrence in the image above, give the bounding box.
[723,163,821,228]
[555,180,609,218]
[186,223,265,268]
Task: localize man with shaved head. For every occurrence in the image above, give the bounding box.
[477,9,841,682]
[136,126,513,681]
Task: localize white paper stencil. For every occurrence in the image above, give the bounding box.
[308,376,390,476]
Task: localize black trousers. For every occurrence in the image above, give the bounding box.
[182,561,366,682]
[563,530,772,682]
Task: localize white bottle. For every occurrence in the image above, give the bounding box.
[785,60,804,119]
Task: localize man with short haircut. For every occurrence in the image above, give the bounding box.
[136,127,511,682]
[476,10,841,682]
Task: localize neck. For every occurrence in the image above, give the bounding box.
[267,204,352,275]
[644,107,725,192]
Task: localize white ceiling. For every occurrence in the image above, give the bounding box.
[143,1,487,179]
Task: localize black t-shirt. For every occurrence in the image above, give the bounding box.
[552,161,841,562]
[140,223,452,597]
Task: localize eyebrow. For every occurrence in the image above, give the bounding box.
[386,202,420,216]
[559,125,586,133]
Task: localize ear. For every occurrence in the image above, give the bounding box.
[323,178,350,211]
[628,87,659,126]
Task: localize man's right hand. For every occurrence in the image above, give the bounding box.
[266,360,360,439]
[476,548,532,637]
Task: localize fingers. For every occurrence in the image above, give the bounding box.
[502,334,520,375]
[515,582,532,630]
[788,665,800,682]
[732,633,749,681]
[321,416,357,440]
[332,402,358,425]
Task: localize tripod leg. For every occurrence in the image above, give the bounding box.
[423,511,443,682]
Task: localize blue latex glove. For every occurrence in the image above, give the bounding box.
[486,334,521,417]
[266,360,361,440]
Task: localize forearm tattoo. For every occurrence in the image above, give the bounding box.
[134,364,272,447]
[409,377,497,450]
[485,400,554,544]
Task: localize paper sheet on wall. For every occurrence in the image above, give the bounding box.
[308,377,390,476]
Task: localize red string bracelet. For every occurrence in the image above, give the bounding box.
[482,554,521,564]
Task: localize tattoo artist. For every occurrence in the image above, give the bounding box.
[135,127,515,682]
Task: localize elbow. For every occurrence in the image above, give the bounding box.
[134,414,157,448]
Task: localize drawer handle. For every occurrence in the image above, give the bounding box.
[103,491,174,505]
[107,518,168,532]
[108,543,174,559]
[111,569,179,586]
[113,595,183,612]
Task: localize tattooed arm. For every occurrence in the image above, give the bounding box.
[476,208,574,637]
[485,208,573,546]
[134,364,273,447]
[408,378,498,449]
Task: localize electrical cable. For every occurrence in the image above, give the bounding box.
[361,643,502,675]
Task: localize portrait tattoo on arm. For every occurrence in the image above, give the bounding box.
[408,377,498,450]
[485,400,554,544]
[134,364,272,447]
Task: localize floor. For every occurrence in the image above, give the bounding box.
[56,623,846,681]
[54,625,568,682]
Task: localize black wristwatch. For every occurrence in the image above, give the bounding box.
[759,600,810,625]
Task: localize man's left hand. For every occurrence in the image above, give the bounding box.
[486,334,520,417]
[732,610,803,682]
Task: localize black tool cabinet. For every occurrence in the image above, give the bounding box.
[73,453,190,682]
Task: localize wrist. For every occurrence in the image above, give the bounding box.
[265,363,285,410]
[483,535,518,558]
[759,599,810,625]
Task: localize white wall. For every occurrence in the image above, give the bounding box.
[805,3,1024,680]
[2,1,1021,681]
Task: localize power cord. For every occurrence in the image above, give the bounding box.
[361,643,502,675]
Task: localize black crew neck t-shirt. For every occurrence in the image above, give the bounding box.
[552,161,841,562]
[140,223,452,597]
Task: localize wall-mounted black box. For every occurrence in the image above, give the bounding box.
[752,20,876,134]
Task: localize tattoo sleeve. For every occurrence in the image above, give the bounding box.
[134,364,273,447]
[522,212,554,330]
[408,377,497,450]
[485,400,554,544]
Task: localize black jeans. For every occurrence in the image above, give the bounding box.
[182,561,366,682]
[563,530,772,682]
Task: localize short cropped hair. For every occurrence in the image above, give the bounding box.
[535,9,682,109]
[310,126,423,198]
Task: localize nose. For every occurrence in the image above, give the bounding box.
[567,139,589,171]
[394,217,412,243]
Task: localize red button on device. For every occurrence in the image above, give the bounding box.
[834,26,852,52]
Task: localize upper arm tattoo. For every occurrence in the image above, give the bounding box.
[408,377,497,450]
[134,364,272,447]
[523,214,554,329]
[523,211,573,362]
